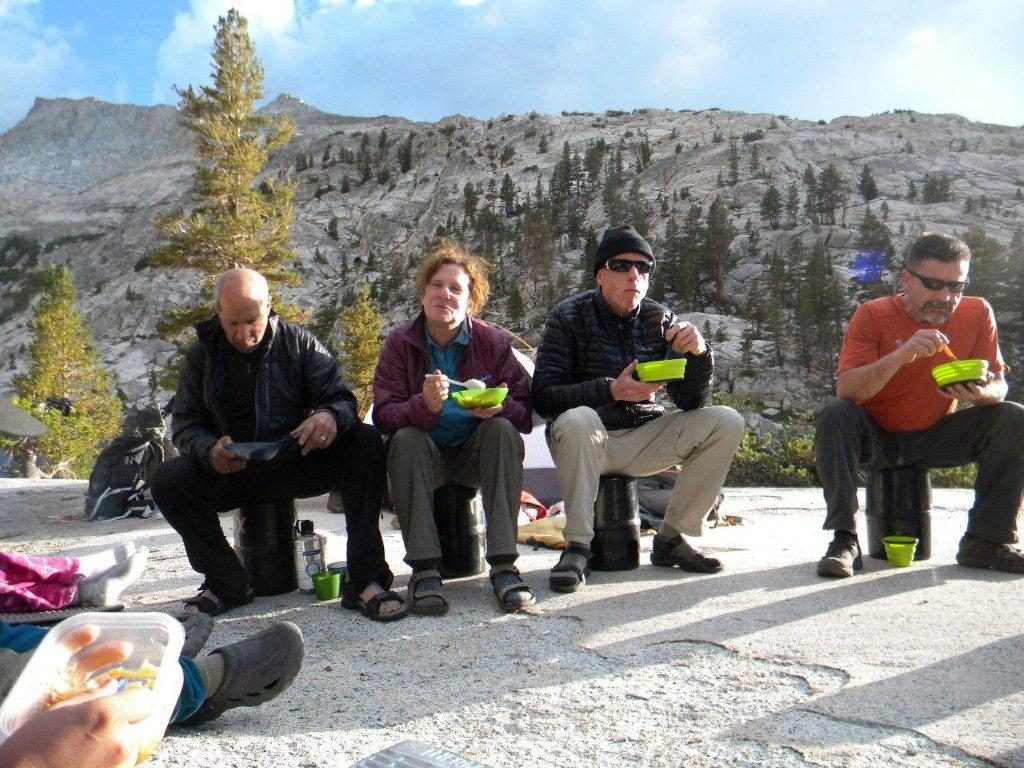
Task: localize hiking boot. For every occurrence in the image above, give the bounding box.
[817,531,863,578]
[956,534,1024,574]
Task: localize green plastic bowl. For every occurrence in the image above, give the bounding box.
[635,358,687,383]
[882,535,918,567]
[931,359,988,388]
[450,387,509,409]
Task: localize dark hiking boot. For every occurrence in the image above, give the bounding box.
[956,534,1024,574]
[817,531,863,578]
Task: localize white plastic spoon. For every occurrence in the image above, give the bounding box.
[424,374,487,390]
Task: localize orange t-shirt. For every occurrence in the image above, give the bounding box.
[838,295,1006,432]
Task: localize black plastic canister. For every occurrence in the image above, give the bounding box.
[233,499,298,595]
[864,467,932,560]
[433,484,486,577]
[590,475,641,571]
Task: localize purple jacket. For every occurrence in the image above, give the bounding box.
[372,312,533,436]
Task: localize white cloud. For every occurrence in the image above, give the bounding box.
[0,0,84,131]
[874,9,1024,125]
[154,0,299,102]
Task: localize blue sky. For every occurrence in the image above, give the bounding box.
[1,0,1023,134]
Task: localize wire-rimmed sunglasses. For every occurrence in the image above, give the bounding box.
[605,257,654,275]
[906,266,969,293]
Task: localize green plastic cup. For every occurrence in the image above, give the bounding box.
[882,535,918,567]
[312,570,340,600]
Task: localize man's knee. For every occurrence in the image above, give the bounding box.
[814,397,863,434]
[550,406,603,443]
[707,405,745,443]
[150,456,197,504]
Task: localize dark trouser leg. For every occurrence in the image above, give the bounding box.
[333,423,392,593]
[387,427,445,566]
[151,456,257,603]
[152,423,392,599]
[814,398,893,533]
[900,402,1024,544]
[451,417,525,566]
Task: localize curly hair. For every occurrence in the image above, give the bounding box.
[415,239,492,316]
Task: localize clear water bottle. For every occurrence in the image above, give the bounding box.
[293,519,325,593]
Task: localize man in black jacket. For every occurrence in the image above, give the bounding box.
[152,268,406,621]
[533,226,745,592]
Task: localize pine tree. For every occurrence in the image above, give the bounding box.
[816,163,847,225]
[3,266,122,477]
[785,182,800,228]
[760,184,782,229]
[703,196,736,304]
[858,165,878,202]
[339,285,384,420]
[149,9,297,339]
[854,207,896,298]
[727,135,740,186]
[802,166,818,224]
[398,131,415,173]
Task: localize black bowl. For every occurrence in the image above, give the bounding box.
[226,436,297,462]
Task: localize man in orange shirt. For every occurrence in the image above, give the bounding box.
[815,232,1024,577]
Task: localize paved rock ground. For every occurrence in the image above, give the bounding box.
[0,480,1020,768]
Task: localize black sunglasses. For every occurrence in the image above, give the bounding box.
[906,266,969,294]
[605,258,654,275]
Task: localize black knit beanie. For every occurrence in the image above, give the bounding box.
[593,225,656,275]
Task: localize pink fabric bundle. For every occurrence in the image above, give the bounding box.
[0,552,81,612]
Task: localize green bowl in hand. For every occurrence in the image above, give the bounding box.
[930,359,988,388]
[450,387,509,409]
[635,359,687,383]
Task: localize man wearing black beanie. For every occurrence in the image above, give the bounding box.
[532,224,744,593]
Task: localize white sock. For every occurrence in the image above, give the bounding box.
[77,547,148,607]
[75,542,137,576]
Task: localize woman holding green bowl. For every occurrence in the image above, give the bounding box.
[372,239,535,615]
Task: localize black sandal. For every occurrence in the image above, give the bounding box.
[549,544,592,593]
[407,568,449,616]
[340,580,408,622]
[180,586,254,619]
[490,565,535,612]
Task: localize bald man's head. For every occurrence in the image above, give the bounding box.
[215,268,271,354]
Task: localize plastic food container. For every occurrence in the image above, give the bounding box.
[0,612,184,764]
[635,358,687,382]
[450,387,509,409]
[930,359,988,388]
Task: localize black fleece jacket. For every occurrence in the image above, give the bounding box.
[170,313,358,468]
[532,289,714,430]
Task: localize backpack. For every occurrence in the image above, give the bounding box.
[84,404,169,521]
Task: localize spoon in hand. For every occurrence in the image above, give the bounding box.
[424,374,487,390]
[447,377,487,389]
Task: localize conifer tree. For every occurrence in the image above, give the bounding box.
[339,285,384,419]
[785,182,800,228]
[702,196,736,304]
[858,166,878,202]
[149,9,297,339]
[816,163,847,225]
[854,207,896,298]
[727,135,740,186]
[2,266,122,477]
[760,184,782,229]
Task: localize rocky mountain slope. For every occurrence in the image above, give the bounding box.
[1,94,1023,413]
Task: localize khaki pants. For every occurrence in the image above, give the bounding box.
[387,418,525,564]
[548,406,745,546]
